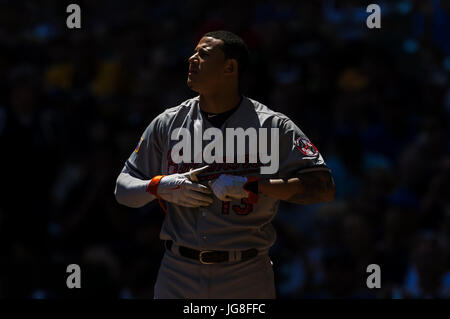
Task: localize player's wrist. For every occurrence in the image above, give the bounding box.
[146,175,167,196]
[146,175,169,214]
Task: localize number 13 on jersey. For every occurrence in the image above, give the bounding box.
[222,199,253,215]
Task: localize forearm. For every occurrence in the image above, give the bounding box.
[114,168,156,208]
[258,171,335,204]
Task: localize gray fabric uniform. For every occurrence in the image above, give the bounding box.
[122,96,330,299]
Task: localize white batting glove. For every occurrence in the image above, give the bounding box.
[210,174,258,204]
[148,166,213,208]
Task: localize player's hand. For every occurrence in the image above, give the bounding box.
[154,166,213,208]
[209,174,259,204]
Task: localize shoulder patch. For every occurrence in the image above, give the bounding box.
[295,137,319,157]
[135,137,143,153]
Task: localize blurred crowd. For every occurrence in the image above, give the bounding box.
[0,0,449,298]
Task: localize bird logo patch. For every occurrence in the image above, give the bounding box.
[135,137,143,153]
[295,137,319,156]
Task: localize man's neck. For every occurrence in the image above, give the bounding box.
[199,90,242,114]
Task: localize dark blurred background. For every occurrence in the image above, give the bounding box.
[0,0,449,299]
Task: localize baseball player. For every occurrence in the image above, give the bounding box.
[114,31,335,299]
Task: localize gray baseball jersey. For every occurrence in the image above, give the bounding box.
[124,96,330,253]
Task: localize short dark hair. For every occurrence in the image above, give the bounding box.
[203,30,249,80]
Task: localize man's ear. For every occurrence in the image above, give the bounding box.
[224,59,238,76]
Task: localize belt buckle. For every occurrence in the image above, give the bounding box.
[199,250,214,264]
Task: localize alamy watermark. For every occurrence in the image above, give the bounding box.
[66,264,81,289]
[366,264,381,289]
[366,4,381,29]
[170,123,280,175]
[66,4,81,29]
[65,3,381,32]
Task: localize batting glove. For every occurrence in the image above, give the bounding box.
[210,174,259,204]
[147,166,213,209]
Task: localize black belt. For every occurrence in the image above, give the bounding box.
[164,240,258,264]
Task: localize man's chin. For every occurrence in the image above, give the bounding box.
[187,79,200,93]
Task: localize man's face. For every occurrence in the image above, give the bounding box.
[187,36,227,94]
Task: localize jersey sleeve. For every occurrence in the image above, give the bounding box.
[276,118,330,179]
[125,116,163,180]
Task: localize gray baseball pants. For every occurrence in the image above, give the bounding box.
[153,245,276,299]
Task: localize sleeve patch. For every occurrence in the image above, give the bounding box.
[295,137,319,157]
[135,137,143,153]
